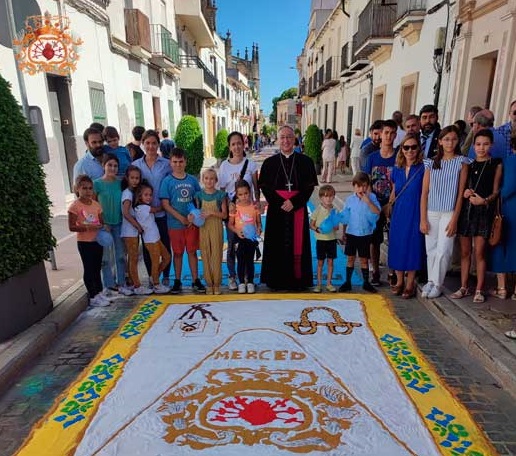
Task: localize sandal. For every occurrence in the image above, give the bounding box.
[391,283,404,296]
[505,330,516,340]
[402,287,416,299]
[489,288,507,299]
[450,287,471,299]
[473,290,485,303]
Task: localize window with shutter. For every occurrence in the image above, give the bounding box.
[89,83,107,124]
[133,91,145,127]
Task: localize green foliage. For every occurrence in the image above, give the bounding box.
[214,129,229,160]
[304,124,322,165]
[0,75,54,282]
[269,87,298,124]
[174,115,204,175]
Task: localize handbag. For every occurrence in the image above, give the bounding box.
[488,197,503,246]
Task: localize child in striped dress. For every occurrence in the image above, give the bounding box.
[420,125,470,299]
[191,168,227,295]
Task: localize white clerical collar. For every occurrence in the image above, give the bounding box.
[280,151,294,158]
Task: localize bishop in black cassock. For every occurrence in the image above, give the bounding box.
[258,139,318,290]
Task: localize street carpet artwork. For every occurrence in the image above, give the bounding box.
[17,295,495,456]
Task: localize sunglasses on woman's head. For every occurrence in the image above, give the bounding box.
[402,144,419,151]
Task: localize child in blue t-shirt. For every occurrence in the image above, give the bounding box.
[339,172,381,293]
[103,126,132,178]
[159,148,205,294]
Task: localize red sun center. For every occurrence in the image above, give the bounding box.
[42,43,55,60]
[238,399,278,425]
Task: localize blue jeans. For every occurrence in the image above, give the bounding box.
[101,223,126,288]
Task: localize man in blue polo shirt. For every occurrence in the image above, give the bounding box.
[72,128,105,183]
[467,109,508,159]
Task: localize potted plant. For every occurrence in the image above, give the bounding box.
[304,124,322,174]
[0,75,54,341]
[214,128,229,165]
[174,115,204,176]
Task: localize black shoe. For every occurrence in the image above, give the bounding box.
[370,273,382,287]
[339,282,352,292]
[171,279,182,294]
[363,282,378,293]
[193,278,206,294]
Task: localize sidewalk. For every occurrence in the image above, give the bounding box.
[0,154,515,399]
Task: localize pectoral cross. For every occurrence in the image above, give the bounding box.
[286,181,293,191]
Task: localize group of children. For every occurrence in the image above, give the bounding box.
[69,128,262,307]
[310,173,381,294]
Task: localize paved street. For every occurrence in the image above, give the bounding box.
[0,148,515,455]
[2,289,516,454]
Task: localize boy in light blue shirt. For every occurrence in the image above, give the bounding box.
[159,148,205,294]
[339,172,381,293]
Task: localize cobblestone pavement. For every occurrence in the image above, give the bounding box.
[0,291,515,455]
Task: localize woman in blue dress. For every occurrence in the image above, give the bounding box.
[388,133,425,298]
[489,136,516,329]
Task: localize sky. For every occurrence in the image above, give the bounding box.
[217,0,311,115]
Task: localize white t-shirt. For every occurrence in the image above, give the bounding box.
[218,158,258,201]
[120,188,138,238]
[134,204,160,243]
[322,138,337,161]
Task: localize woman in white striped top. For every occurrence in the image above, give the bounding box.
[420,125,469,299]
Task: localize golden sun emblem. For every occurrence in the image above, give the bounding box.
[157,366,358,452]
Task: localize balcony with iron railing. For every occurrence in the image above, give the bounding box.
[175,0,215,48]
[355,0,397,59]
[124,8,151,58]
[318,65,324,87]
[150,24,180,68]
[341,43,349,72]
[394,0,427,43]
[308,70,319,97]
[91,0,110,7]
[323,56,340,87]
[179,55,217,98]
[342,35,370,77]
[299,78,306,97]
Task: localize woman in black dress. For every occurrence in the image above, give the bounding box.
[455,129,502,303]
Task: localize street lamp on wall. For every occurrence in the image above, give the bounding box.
[427,0,451,107]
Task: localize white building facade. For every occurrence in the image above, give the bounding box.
[0,0,261,214]
[297,0,515,142]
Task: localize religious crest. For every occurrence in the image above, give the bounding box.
[157,366,358,452]
[13,12,83,75]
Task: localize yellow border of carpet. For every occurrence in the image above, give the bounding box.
[16,294,496,456]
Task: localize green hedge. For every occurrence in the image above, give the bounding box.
[0,75,54,283]
[174,115,204,176]
[304,124,322,165]
[214,129,229,160]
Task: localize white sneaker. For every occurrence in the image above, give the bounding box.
[427,286,442,299]
[247,283,255,294]
[90,294,110,307]
[102,288,119,301]
[229,278,238,291]
[118,286,134,296]
[238,283,247,294]
[421,282,434,298]
[133,285,154,295]
[153,283,170,294]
